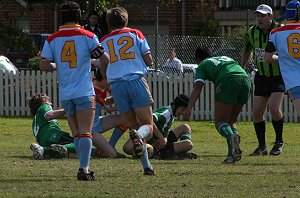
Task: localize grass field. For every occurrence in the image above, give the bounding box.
[0,117,299,197]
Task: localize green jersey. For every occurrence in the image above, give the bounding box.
[153,105,174,137]
[195,56,247,84]
[32,104,61,140]
[243,20,281,77]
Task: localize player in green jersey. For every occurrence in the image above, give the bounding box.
[183,46,252,164]
[28,93,76,159]
[123,94,197,160]
[241,4,285,156]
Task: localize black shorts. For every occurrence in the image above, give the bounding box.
[254,74,285,96]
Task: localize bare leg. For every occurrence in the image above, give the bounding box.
[93,133,117,158]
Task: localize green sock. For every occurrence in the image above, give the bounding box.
[218,123,233,140]
[63,143,76,154]
[218,123,234,157]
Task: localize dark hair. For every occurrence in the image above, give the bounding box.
[27,93,49,116]
[195,46,212,62]
[171,94,189,114]
[60,1,81,24]
[106,7,128,29]
[88,11,100,18]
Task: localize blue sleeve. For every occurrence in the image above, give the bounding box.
[41,41,54,61]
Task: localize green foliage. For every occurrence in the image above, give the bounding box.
[0,117,299,197]
[231,25,248,37]
[0,22,36,53]
[191,1,219,36]
[27,54,41,70]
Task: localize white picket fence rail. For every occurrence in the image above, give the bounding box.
[1,70,299,122]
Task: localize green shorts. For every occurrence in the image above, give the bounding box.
[215,76,252,104]
[38,127,70,147]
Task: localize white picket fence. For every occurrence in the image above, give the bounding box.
[1,70,299,122]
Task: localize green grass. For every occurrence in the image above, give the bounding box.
[0,117,299,197]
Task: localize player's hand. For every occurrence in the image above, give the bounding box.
[157,138,167,150]
[183,108,191,121]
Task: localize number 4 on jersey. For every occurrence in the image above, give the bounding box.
[61,40,77,68]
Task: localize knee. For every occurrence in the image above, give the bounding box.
[181,124,191,133]
[184,140,193,151]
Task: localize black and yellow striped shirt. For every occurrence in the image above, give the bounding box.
[243,20,282,77]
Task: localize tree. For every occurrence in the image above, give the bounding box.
[190,1,219,36]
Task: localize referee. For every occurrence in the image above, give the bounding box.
[241,4,285,156]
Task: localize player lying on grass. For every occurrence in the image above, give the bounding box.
[183,46,252,164]
[28,93,127,159]
[28,93,76,159]
[123,94,197,160]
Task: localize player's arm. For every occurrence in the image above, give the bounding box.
[152,116,166,149]
[44,108,65,120]
[91,44,109,80]
[263,41,278,64]
[183,81,204,121]
[142,52,154,68]
[241,51,252,68]
[40,58,57,72]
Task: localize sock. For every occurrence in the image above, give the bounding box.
[217,123,233,140]
[137,124,153,139]
[179,132,191,141]
[74,133,80,158]
[160,143,175,159]
[272,118,284,143]
[78,133,93,173]
[140,143,153,170]
[63,143,76,153]
[254,121,266,148]
[167,130,178,143]
[109,127,125,148]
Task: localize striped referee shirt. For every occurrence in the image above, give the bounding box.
[243,20,282,78]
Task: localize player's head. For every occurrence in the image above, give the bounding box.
[106,7,128,30]
[195,46,212,64]
[286,0,300,22]
[171,94,189,117]
[60,1,81,24]
[27,93,50,116]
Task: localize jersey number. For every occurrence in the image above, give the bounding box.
[106,36,135,63]
[288,33,300,58]
[61,40,77,68]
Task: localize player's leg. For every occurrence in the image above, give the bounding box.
[93,133,118,158]
[159,124,193,159]
[109,125,127,149]
[73,96,95,181]
[251,74,271,156]
[269,92,284,155]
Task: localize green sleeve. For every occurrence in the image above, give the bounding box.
[194,63,206,81]
[243,29,253,53]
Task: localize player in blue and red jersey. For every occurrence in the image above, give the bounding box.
[100,7,155,175]
[40,1,109,181]
[264,0,300,128]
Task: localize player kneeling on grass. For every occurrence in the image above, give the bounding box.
[28,93,76,159]
[123,94,197,160]
[183,46,252,164]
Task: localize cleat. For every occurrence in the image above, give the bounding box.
[222,156,235,164]
[249,146,268,156]
[178,151,198,160]
[144,168,155,176]
[30,143,44,160]
[77,168,95,181]
[129,129,144,157]
[230,133,242,161]
[270,142,284,156]
[50,144,68,158]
